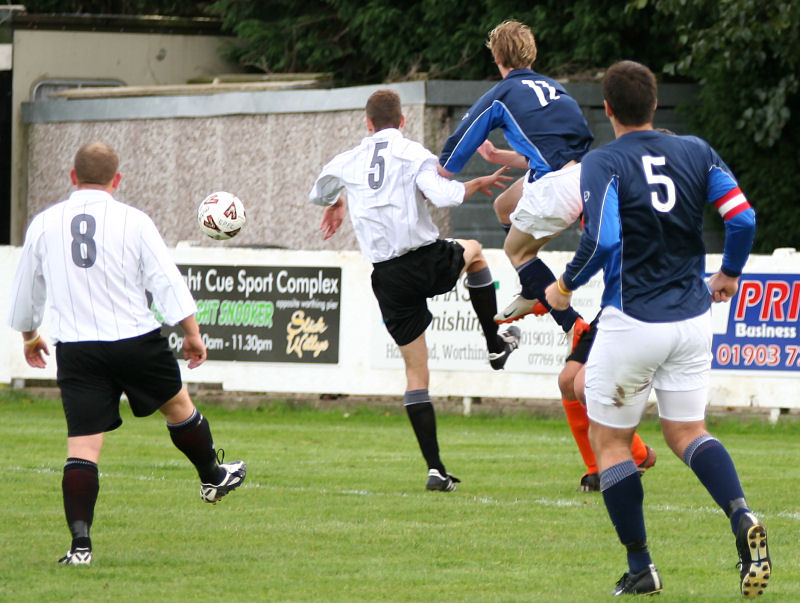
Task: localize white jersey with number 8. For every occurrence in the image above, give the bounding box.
[8,189,196,342]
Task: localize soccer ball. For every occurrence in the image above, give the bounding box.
[197,191,247,240]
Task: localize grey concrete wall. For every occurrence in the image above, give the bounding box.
[23,83,442,250]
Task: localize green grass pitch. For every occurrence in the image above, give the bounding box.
[1,389,798,601]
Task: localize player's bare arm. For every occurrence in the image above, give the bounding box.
[21,329,49,368]
[179,316,207,368]
[477,141,529,169]
[436,164,454,179]
[708,271,740,303]
[320,196,346,240]
[462,166,512,200]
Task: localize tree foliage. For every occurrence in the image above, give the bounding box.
[630,0,800,252]
[20,0,208,16]
[205,0,675,83]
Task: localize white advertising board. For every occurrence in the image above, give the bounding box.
[1,244,798,410]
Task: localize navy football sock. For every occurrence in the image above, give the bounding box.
[516,257,555,300]
[516,258,579,331]
[684,435,749,534]
[548,306,580,333]
[601,460,652,574]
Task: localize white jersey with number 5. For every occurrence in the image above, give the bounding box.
[8,189,196,342]
[309,127,466,263]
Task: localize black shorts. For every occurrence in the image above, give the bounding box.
[56,329,183,437]
[565,313,600,364]
[371,240,465,346]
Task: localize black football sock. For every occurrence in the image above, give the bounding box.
[167,409,223,483]
[466,267,502,353]
[404,390,446,475]
[62,458,99,551]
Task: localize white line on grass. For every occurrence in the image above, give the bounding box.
[14,465,797,523]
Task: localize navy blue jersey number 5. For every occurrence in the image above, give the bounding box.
[642,155,676,212]
[368,141,389,190]
[70,214,97,268]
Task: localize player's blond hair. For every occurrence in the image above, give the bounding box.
[74,141,119,186]
[486,20,537,69]
[366,89,402,131]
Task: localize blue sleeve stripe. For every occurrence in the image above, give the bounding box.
[441,104,496,173]
[568,176,618,287]
[496,102,549,170]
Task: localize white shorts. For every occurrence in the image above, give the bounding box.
[510,162,582,239]
[585,306,712,429]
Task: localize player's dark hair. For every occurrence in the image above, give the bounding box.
[602,60,657,126]
[487,20,537,69]
[366,89,402,131]
[74,141,119,186]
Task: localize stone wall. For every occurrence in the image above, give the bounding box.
[23,83,451,250]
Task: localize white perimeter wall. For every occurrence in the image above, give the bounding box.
[1,245,798,410]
